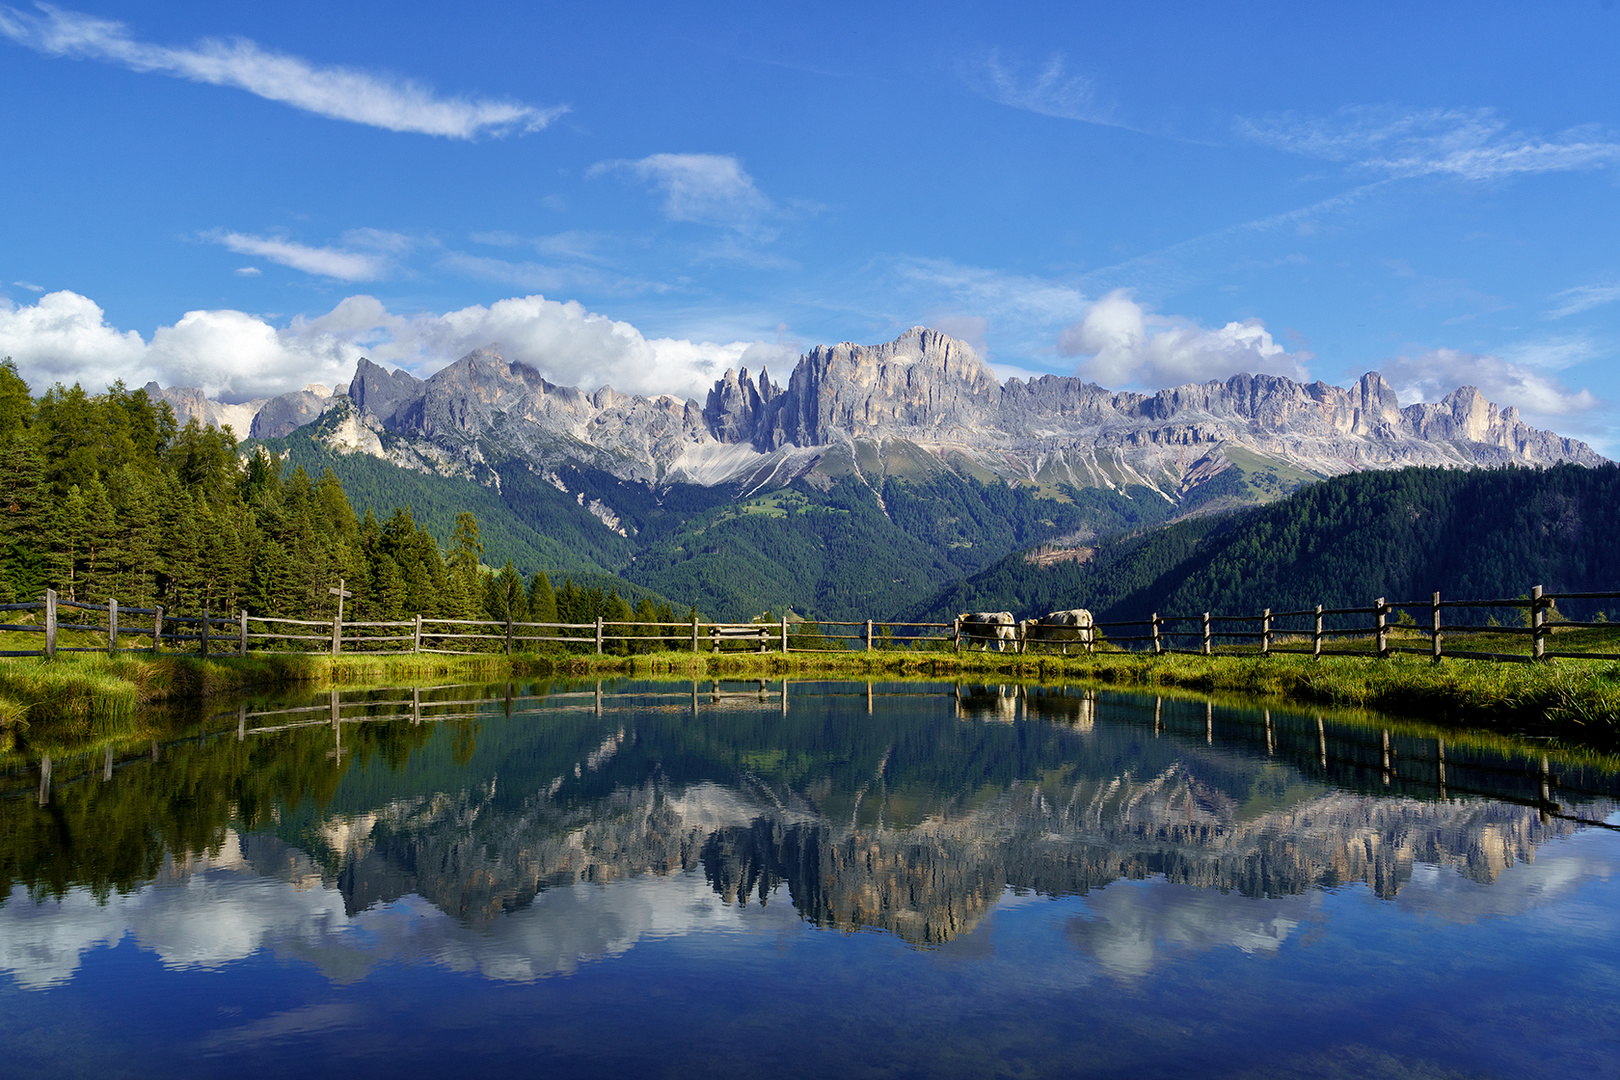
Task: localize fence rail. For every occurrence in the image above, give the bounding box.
[3,584,1618,665]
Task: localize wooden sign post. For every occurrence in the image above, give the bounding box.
[329,579,353,656]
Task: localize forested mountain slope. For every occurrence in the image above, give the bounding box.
[916,464,1620,624]
[256,404,1194,621]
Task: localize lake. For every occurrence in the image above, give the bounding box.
[2,680,1618,1079]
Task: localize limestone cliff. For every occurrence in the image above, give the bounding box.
[335,327,1602,497]
[152,326,1604,501]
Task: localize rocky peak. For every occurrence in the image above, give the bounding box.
[703,366,766,442]
[148,324,1604,500]
[719,326,1003,450]
[348,357,422,427]
[250,387,333,439]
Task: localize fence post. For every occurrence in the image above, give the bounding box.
[331,614,341,657]
[865,619,873,652]
[1532,584,1546,661]
[691,615,699,653]
[781,615,788,653]
[414,613,422,653]
[1375,597,1388,659]
[505,613,514,657]
[1431,592,1442,663]
[1151,613,1161,655]
[953,616,962,652]
[201,606,210,657]
[238,609,248,657]
[43,589,56,659]
[152,605,163,654]
[1202,612,1211,655]
[1313,604,1323,659]
[595,616,604,655]
[1261,608,1271,657]
[108,597,119,656]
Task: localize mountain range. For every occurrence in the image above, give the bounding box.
[156,326,1601,494]
[146,328,1607,620]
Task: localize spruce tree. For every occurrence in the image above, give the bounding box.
[528,570,557,624]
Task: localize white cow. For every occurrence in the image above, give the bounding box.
[1019,609,1095,654]
[959,612,1017,652]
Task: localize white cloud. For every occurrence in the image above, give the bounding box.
[1057,289,1309,388]
[205,231,391,281]
[0,4,565,139]
[373,293,759,399]
[0,287,787,403]
[11,280,44,292]
[967,50,1116,126]
[1549,281,1620,319]
[149,306,367,401]
[233,266,261,277]
[0,289,150,389]
[1238,106,1620,181]
[1379,347,1600,419]
[589,153,775,236]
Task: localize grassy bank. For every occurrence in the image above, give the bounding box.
[0,651,517,750]
[5,645,1619,752]
[554,647,1620,746]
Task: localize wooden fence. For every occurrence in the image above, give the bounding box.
[2,585,1618,665]
[1099,586,1620,664]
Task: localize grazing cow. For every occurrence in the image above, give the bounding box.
[959,611,1017,652]
[1019,609,1095,655]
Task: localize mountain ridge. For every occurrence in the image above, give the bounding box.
[149,327,1604,507]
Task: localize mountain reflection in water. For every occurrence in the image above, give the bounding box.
[3,680,1614,991]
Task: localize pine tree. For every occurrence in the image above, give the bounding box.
[604,588,634,655]
[484,560,527,623]
[0,428,48,602]
[528,570,557,624]
[51,483,88,600]
[80,477,120,601]
[447,512,483,618]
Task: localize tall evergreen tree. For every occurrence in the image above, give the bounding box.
[528,570,557,624]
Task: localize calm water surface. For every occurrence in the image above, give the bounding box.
[2,681,1618,1079]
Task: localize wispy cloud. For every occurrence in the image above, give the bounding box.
[1549,280,1620,319]
[0,4,566,138]
[469,230,615,265]
[896,257,1091,329]
[589,153,776,237]
[438,252,665,297]
[966,49,1117,127]
[1076,183,1389,296]
[1237,106,1620,181]
[233,266,260,277]
[1380,347,1600,419]
[203,230,399,281]
[11,280,44,292]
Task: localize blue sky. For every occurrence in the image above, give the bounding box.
[1,1,1617,449]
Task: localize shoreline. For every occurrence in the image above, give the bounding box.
[2,646,1616,753]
